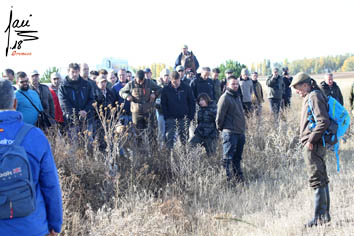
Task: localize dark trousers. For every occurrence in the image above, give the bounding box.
[222,131,246,182]
[243,102,253,116]
[190,133,217,156]
[269,98,282,118]
[282,97,291,109]
[165,118,190,149]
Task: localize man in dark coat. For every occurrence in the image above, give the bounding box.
[216,76,246,183]
[320,73,343,105]
[161,71,195,149]
[190,67,215,101]
[58,63,94,129]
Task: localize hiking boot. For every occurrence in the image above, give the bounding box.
[324,184,331,222]
[306,187,327,227]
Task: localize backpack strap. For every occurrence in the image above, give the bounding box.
[13,124,33,146]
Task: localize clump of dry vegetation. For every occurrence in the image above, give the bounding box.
[50,78,354,236]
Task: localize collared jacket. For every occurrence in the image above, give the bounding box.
[195,101,218,138]
[58,76,94,122]
[30,84,55,120]
[320,81,344,105]
[190,77,215,101]
[251,80,264,104]
[49,87,64,123]
[216,89,246,134]
[299,90,330,145]
[15,89,43,125]
[119,79,162,114]
[161,81,196,120]
[266,75,284,99]
[283,76,293,99]
[174,51,200,73]
[239,77,253,103]
[0,111,62,236]
[112,81,131,116]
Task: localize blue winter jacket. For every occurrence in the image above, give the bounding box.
[15,89,43,125]
[0,111,63,236]
[112,81,131,115]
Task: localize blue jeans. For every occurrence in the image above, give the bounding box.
[222,131,246,182]
[269,98,281,119]
[156,110,165,144]
[165,118,190,149]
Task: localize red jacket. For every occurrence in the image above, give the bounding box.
[49,88,64,123]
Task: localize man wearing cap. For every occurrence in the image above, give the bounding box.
[174,45,200,74]
[320,73,343,105]
[282,67,293,108]
[190,67,215,101]
[29,70,55,122]
[266,68,284,119]
[239,68,254,115]
[49,72,64,124]
[144,68,157,84]
[291,72,331,227]
[176,65,191,87]
[119,70,161,130]
[94,74,117,150]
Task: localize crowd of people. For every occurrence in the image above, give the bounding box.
[1,45,354,231]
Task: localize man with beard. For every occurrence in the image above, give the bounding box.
[216,76,246,183]
[49,72,64,125]
[29,70,55,122]
[58,63,94,130]
[15,72,43,125]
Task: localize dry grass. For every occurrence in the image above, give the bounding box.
[51,75,354,236]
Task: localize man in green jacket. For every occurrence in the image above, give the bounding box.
[216,76,246,183]
[119,70,161,130]
[266,68,284,119]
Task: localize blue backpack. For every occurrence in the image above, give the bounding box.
[308,91,351,172]
[0,124,36,219]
